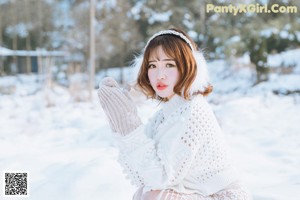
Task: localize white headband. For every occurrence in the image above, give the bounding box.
[144,30,195,52]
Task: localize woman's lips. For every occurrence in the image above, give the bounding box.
[157,83,168,90]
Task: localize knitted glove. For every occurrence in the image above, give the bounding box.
[98,77,142,136]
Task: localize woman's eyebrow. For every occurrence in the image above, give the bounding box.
[148,58,175,62]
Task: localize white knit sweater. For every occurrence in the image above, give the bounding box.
[113,94,240,197]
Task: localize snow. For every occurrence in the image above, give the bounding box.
[1,49,300,199]
[187,30,198,41]
[129,2,173,24]
[251,74,300,95]
[0,46,13,56]
[279,30,289,39]
[260,28,296,41]
[268,48,300,69]
[260,28,279,38]
[129,1,144,20]
[5,23,30,38]
[215,95,300,200]
[0,47,67,57]
[226,35,241,44]
[148,10,173,24]
[0,0,9,5]
[183,13,194,30]
[53,1,74,29]
[296,31,300,42]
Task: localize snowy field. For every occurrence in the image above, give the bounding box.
[0,57,300,200]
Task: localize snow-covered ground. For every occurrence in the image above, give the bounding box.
[0,57,299,200]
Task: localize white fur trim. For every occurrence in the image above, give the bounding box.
[128,54,143,86]
[190,50,210,93]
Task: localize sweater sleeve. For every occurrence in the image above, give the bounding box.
[114,97,223,191]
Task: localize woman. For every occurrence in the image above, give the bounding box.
[98,28,251,200]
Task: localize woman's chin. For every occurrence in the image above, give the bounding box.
[156,92,175,99]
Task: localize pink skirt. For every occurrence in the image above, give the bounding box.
[132,182,252,200]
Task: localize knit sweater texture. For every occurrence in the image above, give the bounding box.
[113,94,239,196]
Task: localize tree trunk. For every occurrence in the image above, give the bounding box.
[11,0,18,74]
[89,0,96,101]
[24,0,32,74]
[37,49,43,83]
[0,10,4,75]
[199,1,206,47]
[36,0,43,47]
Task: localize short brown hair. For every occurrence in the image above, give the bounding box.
[136,28,212,101]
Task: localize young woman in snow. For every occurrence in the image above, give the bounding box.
[98,28,251,200]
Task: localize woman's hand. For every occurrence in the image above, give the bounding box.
[98,77,142,136]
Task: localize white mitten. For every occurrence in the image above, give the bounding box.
[98,77,142,136]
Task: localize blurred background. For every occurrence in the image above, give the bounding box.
[0,0,299,96]
[0,0,299,200]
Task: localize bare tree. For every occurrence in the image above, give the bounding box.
[24,0,32,74]
[89,0,96,101]
[10,0,18,73]
[0,8,3,75]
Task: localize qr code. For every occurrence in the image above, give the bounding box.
[4,172,29,196]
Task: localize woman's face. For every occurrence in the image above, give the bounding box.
[147,46,179,99]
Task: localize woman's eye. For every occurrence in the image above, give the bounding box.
[166,63,176,68]
[148,64,156,69]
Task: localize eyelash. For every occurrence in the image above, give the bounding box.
[166,63,176,68]
[148,64,155,69]
[148,63,176,69]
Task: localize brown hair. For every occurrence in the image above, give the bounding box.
[136,28,212,101]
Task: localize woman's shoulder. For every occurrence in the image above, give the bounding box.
[190,94,211,109]
[148,95,210,124]
[186,95,216,120]
[161,94,208,119]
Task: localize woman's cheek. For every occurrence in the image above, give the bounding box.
[167,69,179,83]
[147,70,156,88]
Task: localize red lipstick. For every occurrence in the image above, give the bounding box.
[157,82,168,90]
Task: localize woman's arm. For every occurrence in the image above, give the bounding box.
[115,96,224,191]
[98,77,199,189]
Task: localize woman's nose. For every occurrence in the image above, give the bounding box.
[157,68,166,80]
